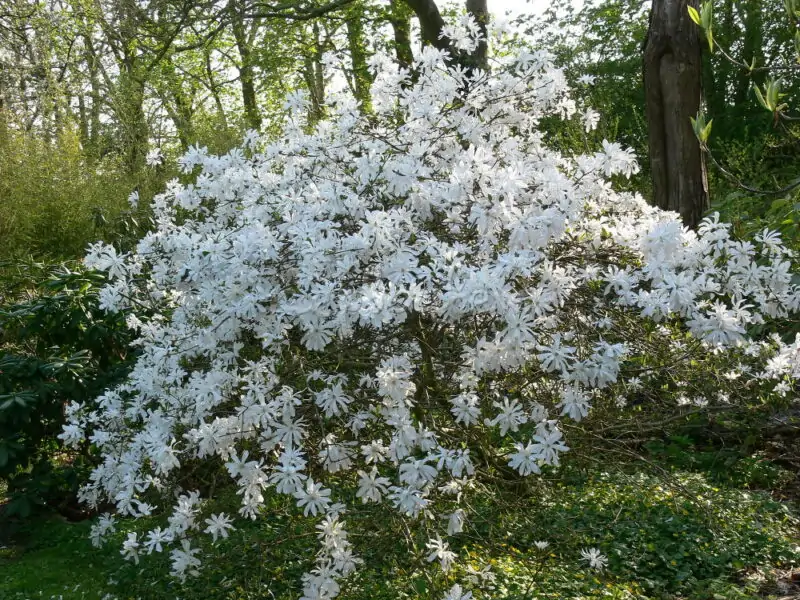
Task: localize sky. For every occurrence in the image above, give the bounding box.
[490,0,585,18]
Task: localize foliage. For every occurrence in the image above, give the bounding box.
[0,263,135,520]
[525,0,651,193]
[685,0,800,249]
[0,128,166,262]
[529,0,800,249]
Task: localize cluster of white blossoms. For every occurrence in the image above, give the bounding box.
[63,20,798,600]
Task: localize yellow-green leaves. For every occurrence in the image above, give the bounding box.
[795,30,800,63]
[690,111,713,145]
[785,0,799,20]
[688,2,714,52]
[754,79,788,114]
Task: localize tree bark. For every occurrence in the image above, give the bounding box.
[643,0,709,229]
[302,21,326,124]
[230,0,262,131]
[345,1,373,113]
[388,0,414,70]
[401,0,489,74]
[401,0,450,53]
[464,0,488,71]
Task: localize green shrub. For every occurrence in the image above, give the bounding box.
[0,128,163,261]
[0,263,135,520]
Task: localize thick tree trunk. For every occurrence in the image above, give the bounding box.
[401,0,450,53]
[644,0,709,229]
[401,0,488,72]
[464,0,488,71]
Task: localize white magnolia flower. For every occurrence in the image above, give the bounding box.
[204,513,235,542]
[580,547,608,570]
[145,148,164,167]
[127,190,139,209]
[447,509,466,535]
[583,108,600,133]
[120,532,140,564]
[170,540,201,581]
[356,468,390,503]
[442,584,473,600]
[426,536,457,572]
[294,479,332,517]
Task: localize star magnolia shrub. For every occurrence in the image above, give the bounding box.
[62,26,799,600]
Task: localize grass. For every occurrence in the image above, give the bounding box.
[2,449,799,600]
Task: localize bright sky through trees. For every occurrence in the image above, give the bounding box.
[491,0,584,18]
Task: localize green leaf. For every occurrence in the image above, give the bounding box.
[753,85,769,111]
[700,1,713,29]
[687,6,701,25]
[411,578,428,594]
[701,119,713,142]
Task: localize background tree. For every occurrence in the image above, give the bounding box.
[643,0,709,228]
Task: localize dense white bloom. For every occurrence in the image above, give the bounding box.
[66,18,798,598]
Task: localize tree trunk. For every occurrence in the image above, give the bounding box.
[401,0,450,53]
[118,68,148,172]
[464,0,488,71]
[643,0,709,229]
[401,0,487,73]
[346,1,373,113]
[230,0,262,131]
[302,22,326,124]
[388,0,414,70]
